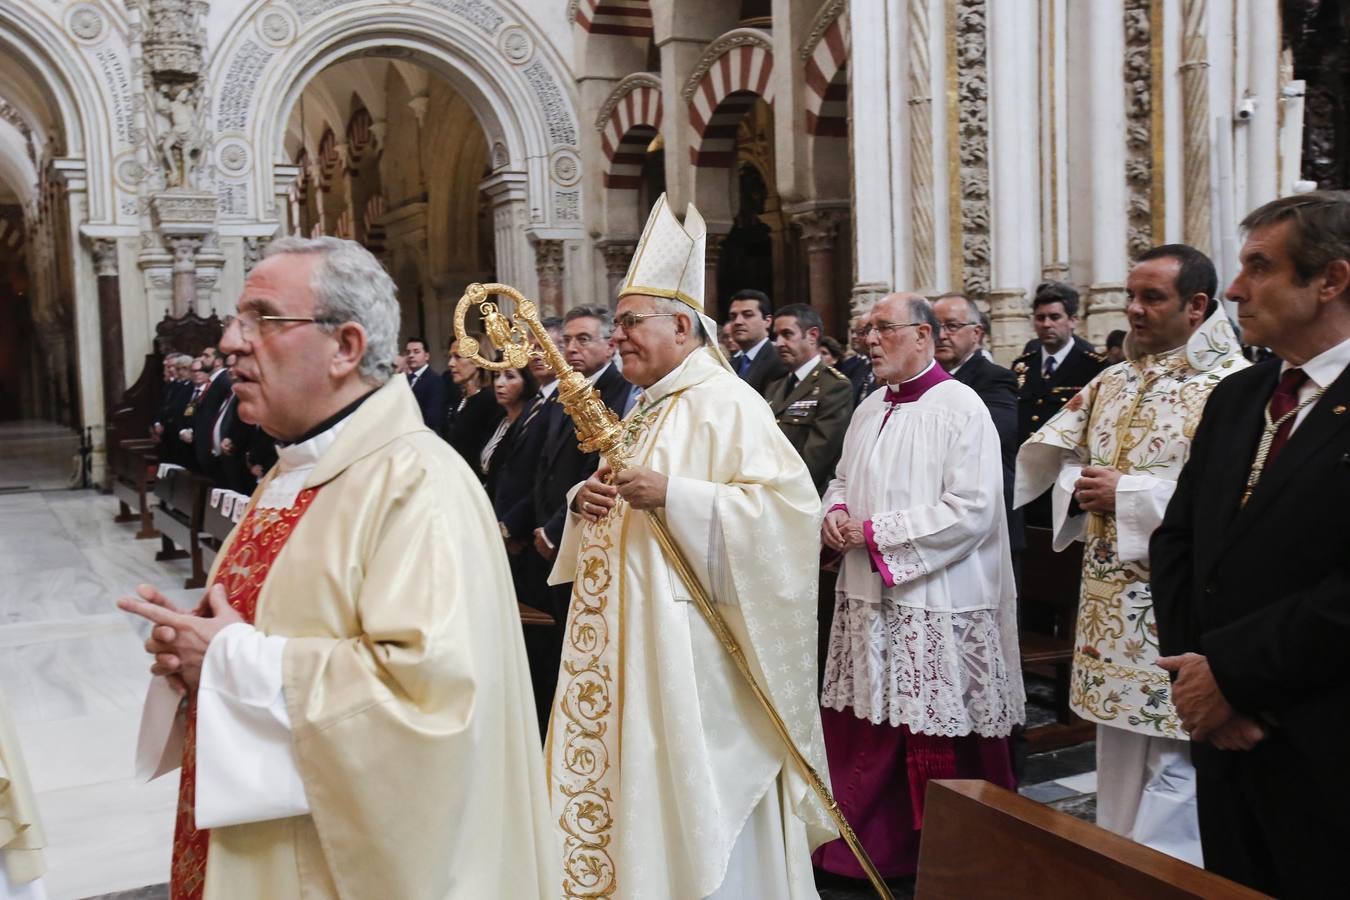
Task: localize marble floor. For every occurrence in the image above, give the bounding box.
[0,421,83,493]
[0,485,193,899]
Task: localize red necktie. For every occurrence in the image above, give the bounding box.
[1266,367,1309,464]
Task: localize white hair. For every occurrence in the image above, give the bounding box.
[264,236,399,384]
[648,296,709,343]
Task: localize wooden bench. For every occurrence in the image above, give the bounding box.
[152,467,212,589]
[201,489,249,568]
[110,439,160,539]
[1019,526,1094,751]
[916,780,1268,899]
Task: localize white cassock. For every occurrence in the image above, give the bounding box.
[0,688,46,900]
[1015,310,1248,865]
[547,347,836,899]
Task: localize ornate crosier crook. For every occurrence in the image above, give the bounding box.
[454,283,895,900]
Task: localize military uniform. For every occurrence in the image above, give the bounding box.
[1012,342,1107,525]
[765,360,854,494]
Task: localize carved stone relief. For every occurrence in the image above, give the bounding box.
[1123,0,1153,260]
[67,5,107,44]
[499,26,534,65]
[956,0,991,302]
[216,40,276,133]
[522,60,578,147]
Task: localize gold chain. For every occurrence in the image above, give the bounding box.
[1240,382,1327,507]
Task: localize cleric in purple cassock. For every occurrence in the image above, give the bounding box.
[816,292,1025,879]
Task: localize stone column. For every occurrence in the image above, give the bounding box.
[987,288,1033,365]
[168,237,202,316]
[1085,0,1129,346]
[480,172,533,295]
[89,239,126,410]
[704,232,727,322]
[599,241,635,308]
[792,208,848,338]
[907,0,937,293]
[533,239,565,317]
[1180,0,1212,253]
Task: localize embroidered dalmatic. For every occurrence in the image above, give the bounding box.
[546,347,835,900]
[1015,311,1248,738]
[137,376,554,900]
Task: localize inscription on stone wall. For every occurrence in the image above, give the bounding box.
[94,47,135,146]
[217,40,275,133]
[554,189,579,220]
[424,0,505,35]
[218,182,247,217]
[522,60,577,147]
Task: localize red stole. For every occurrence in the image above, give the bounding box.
[170,487,321,900]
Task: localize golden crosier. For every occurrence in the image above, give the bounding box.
[452,283,894,900]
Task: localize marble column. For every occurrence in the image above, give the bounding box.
[792,208,848,339]
[480,172,533,296]
[599,241,635,308]
[89,239,125,411]
[533,239,565,317]
[1085,0,1129,346]
[703,232,726,322]
[168,237,201,317]
[1181,0,1212,253]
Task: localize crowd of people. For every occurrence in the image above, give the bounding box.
[106,189,1350,899]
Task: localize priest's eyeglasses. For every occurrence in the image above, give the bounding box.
[858,322,924,337]
[613,312,679,331]
[226,311,338,341]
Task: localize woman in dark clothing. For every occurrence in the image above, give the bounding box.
[483,365,555,736]
[442,336,503,471]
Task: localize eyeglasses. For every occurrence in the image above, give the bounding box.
[561,333,600,347]
[857,322,924,338]
[613,312,678,331]
[938,321,979,334]
[226,310,336,341]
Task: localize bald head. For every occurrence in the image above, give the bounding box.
[867,292,938,384]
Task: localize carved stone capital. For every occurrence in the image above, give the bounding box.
[533,239,565,280]
[89,238,120,278]
[599,241,636,278]
[792,208,847,253]
[168,235,202,271]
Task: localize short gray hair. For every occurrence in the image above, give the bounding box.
[264,236,399,384]
[563,304,614,338]
[903,295,939,333]
[171,353,194,368]
[649,296,709,343]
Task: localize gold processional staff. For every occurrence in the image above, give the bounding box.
[454,283,895,900]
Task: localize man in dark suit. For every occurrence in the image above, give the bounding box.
[1151,191,1350,898]
[190,346,234,481]
[763,303,854,493]
[404,337,447,433]
[531,306,635,616]
[1011,281,1107,525]
[156,354,194,466]
[727,289,788,395]
[934,293,1022,554]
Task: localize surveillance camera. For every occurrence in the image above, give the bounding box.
[1236,98,1256,121]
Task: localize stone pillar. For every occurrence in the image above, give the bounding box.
[169,236,201,316]
[907,0,937,293]
[987,287,1033,366]
[1085,0,1130,346]
[599,241,635,308]
[792,208,848,338]
[1181,0,1212,253]
[89,239,126,410]
[704,232,726,322]
[481,172,533,295]
[533,239,565,317]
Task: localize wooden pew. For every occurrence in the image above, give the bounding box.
[916,780,1268,899]
[1019,526,1093,751]
[152,466,212,589]
[110,438,160,539]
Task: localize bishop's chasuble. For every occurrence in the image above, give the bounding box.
[139,376,554,899]
[547,347,836,899]
[1016,310,1248,737]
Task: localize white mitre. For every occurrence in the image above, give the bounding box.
[618,193,730,369]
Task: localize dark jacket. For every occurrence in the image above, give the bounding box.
[408,366,448,433]
[950,352,1023,552]
[191,370,234,475]
[764,361,854,493]
[444,388,504,474]
[486,397,549,542]
[1150,359,1350,896]
[1012,342,1108,444]
[732,342,789,396]
[533,363,634,546]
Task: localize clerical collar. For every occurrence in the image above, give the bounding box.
[280,389,376,447]
[884,359,949,404]
[1125,309,1244,374]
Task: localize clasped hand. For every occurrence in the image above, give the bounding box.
[574,462,668,522]
[821,508,866,552]
[117,583,243,697]
[1073,465,1122,513]
[1156,652,1266,751]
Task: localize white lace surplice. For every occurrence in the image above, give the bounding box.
[821,380,1025,737]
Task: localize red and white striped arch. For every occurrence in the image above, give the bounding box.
[574,0,653,38]
[804,9,850,136]
[600,78,663,189]
[687,37,775,168]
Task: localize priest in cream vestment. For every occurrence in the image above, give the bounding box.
[1016,245,1248,865]
[0,689,46,900]
[547,196,836,899]
[121,237,553,899]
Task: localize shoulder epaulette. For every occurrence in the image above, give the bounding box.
[824,365,849,382]
[1084,350,1107,363]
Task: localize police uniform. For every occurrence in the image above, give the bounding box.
[765,360,855,494]
[1012,341,1107,525]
